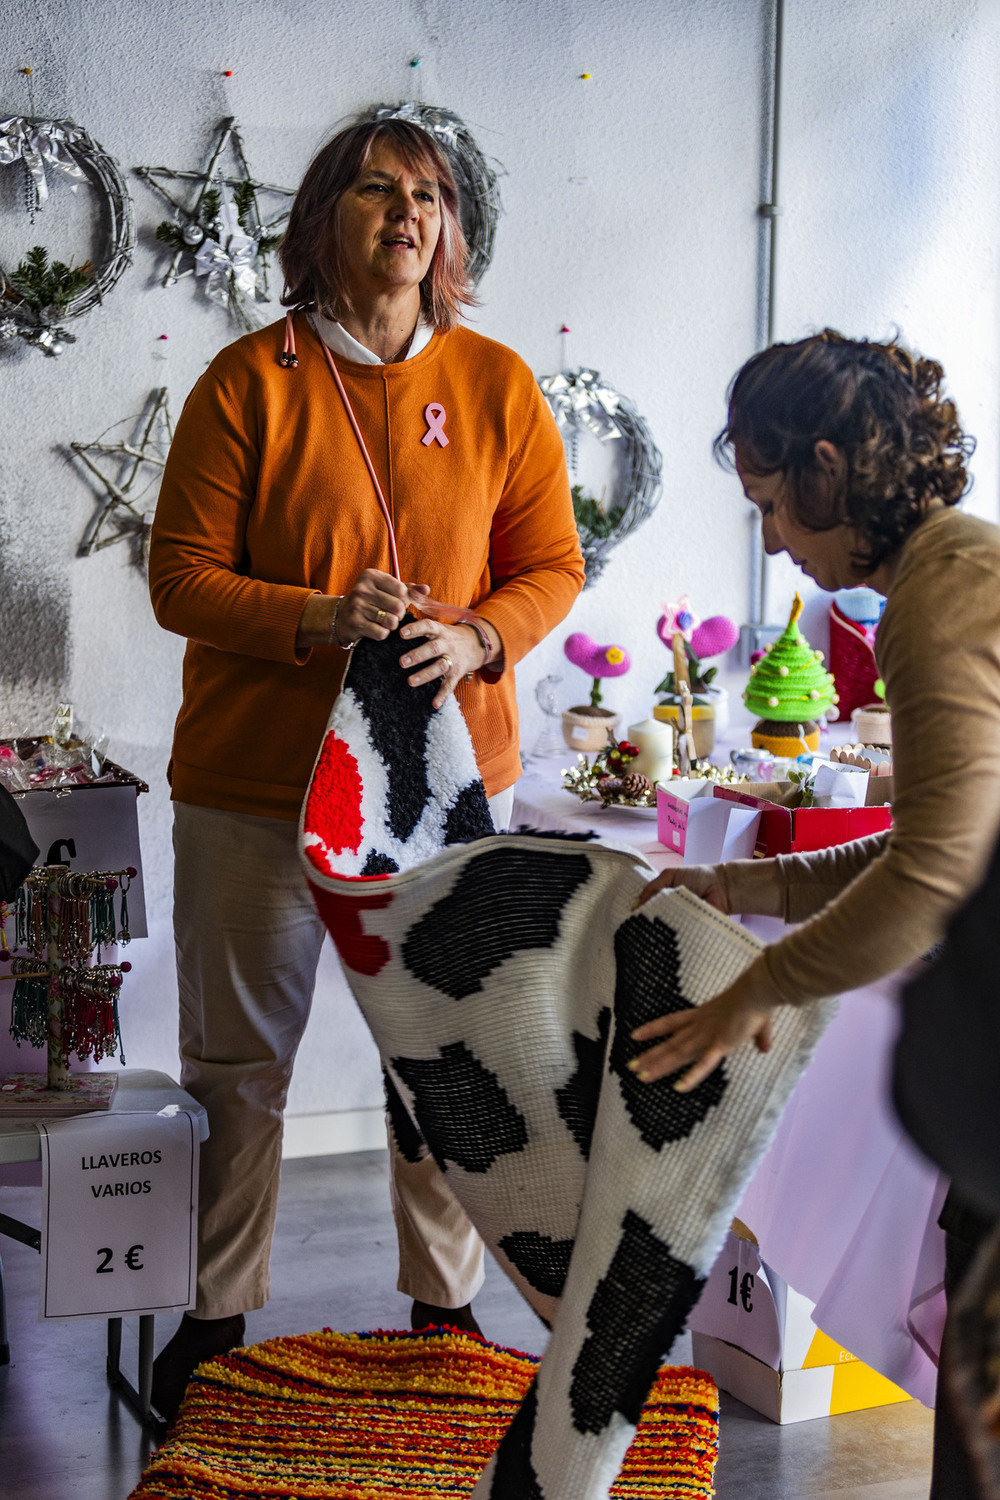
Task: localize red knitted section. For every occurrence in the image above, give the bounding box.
[302,732,364,868]
[310,886,393,976]
[828,602,879,720]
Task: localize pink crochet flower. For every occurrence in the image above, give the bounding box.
[564,633,632,679]
[691,615,739,659]
[657,596,700,645]
[564,633,631,709]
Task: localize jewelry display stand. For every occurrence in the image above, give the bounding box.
[0,863,134,1115]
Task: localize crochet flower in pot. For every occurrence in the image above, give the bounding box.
[652,596,738,759]
[561,633,631,753]
[654,598,739,703]
[744,593,838,755]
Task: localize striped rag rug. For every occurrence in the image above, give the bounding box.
[129,1328,718,1498]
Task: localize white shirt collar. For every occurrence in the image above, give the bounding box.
[309,309,434,364]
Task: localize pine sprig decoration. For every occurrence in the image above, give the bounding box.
[4,245,94,314]
[572,484,626,543]
[232,180,281,257]
[155,187,223,252]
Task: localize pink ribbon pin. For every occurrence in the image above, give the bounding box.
[421,403,449,447]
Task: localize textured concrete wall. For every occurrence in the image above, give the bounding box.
[1,0,998,1124]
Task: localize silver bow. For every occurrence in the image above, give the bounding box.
[0,117,88,206]
[538,369,624,442]
[373,101,462,149]
[193,200,262,305]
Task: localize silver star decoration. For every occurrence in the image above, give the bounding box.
[71,386,173,568]
[135,117,292,298]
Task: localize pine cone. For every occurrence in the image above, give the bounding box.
[621,772,653,798]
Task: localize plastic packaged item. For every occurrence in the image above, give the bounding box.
[0,746,31,793]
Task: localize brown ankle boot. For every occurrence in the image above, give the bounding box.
[151,1311,245,1423]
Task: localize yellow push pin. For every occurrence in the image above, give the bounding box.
[580,72,592,80]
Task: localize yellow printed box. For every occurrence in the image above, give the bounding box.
[688,1225,910,1424]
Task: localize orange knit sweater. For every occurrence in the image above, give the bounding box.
[148,316,585,820]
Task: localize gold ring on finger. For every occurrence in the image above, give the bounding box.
[440,656,452,675]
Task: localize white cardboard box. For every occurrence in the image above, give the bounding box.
[689,1226,910,1423]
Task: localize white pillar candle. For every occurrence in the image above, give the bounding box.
[627,718,675,784]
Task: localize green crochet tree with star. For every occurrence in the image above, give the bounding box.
[745,593,838,753]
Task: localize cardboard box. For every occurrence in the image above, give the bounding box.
[689,1227,910,1423]
[713,782,892,857]
[6,746,149,936]
[656,781,761,862]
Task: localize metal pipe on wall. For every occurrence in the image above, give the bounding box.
[741,0,784,658]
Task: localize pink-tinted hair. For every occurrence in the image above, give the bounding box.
[279,119,476,331]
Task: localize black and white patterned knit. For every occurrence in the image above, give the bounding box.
[299,630,834,1500]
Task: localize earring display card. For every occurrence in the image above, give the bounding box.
[37,1109,199,1320]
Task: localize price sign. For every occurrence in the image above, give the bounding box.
[16,783,147,935]
[37,1109,198,1319]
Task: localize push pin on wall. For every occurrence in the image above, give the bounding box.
[155,332,169,361]
[560,324,570,370]
[580,72,592,80]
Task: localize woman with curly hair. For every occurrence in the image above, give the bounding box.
[634,329,997,1498]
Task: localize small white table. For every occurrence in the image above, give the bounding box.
[514,756,946,1405]
[0,1068,208,1428]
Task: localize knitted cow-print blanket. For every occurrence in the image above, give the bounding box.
[300,629,833,1500]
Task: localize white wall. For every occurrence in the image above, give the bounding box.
[2,0,999,1143]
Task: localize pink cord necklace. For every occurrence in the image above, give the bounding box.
[283,308,402,580]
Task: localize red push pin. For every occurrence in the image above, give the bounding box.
[157,334,168,341]
[120,961,132,973]
[223,69,233,77]
[559,325,571,334]
[126,867,137,878]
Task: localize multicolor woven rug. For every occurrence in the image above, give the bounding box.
[297,631,834,1497]
[129,1328,718,1498]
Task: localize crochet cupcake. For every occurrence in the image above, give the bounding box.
[745,594,837,755]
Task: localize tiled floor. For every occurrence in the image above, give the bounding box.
[0,1151,934,1498]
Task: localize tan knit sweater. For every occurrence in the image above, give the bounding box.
[721,506,1000,1005]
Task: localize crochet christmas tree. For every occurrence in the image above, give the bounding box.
[745,594,838,754]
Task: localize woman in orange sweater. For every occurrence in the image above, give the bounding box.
[148,118,584,1418]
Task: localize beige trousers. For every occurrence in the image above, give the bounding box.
[172,799,507,1319]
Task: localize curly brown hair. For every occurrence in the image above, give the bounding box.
[279,119,476,331]
[715,330,974,572]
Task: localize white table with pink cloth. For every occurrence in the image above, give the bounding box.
[512,752,947,1407]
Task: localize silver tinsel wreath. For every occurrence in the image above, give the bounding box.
[0,117,135,355]
[539,368,663,587]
